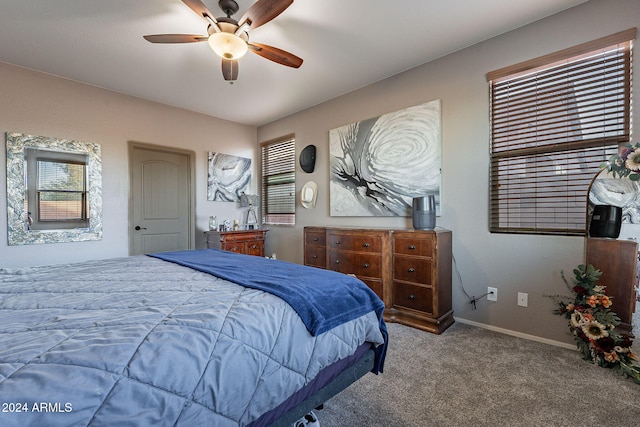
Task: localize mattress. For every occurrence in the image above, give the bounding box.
[0,252,386,426]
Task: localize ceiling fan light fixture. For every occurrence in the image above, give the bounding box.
[208,32,248,60]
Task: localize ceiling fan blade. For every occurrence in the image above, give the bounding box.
[222,59,239,82]
[248,43,303,68]
[239,0,293,30]
[143,34,208,43]
[182,0,223,33]
[182,0,217,23]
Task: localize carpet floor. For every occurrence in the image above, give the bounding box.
[315,322,640,427]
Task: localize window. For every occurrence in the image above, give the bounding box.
[261,135,295,225]
[487,28,635,236]
[25,148,89,230]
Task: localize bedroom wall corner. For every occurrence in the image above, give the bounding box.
[0,62,257,268]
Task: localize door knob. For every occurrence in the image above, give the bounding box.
[134,226,147,231]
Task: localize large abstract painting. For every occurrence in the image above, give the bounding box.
[207,152,251,202]
[329,100,441,216]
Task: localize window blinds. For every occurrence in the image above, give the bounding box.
[488,28,635,235]
[37,159,87,221]
[261,135,296,225]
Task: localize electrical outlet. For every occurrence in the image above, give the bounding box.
[487,287,497,302]
[517,292,528,307]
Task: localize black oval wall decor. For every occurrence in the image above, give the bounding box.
[299,145,316,173]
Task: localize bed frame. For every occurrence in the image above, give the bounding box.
[270,349,375,426]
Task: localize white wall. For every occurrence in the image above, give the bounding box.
[257,0,640,345]
[0,62,256,268]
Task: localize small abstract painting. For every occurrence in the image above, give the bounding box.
[329,100,441,216]
[207,152,251,202]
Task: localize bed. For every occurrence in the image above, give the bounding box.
[0,249,387,426]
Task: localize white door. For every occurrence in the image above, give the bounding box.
[129,143,194,255]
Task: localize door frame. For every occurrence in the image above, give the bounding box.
[128,141,196,255]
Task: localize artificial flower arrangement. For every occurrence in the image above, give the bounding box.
[603,141,640,180]
[551,264,640,384]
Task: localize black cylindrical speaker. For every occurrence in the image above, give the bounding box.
[412,196,436,230]
[589,205,622,238]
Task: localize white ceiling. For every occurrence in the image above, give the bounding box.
[0,0,587,126]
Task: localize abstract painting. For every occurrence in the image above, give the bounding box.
[207,152,251,202]
[329,100,441,216]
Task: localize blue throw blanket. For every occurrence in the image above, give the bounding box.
[149,249,388,373]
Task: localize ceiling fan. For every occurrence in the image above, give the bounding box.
[144,0,303,83]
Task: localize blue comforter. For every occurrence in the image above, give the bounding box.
[150,249,388,372]
[0,254,386,426]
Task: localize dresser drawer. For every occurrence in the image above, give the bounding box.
[305,246,326,267]
[394,236,433,257]
[222,242,244,253]
[394,256,431,284]
[245,241,264,257]
[328,251,382,277]
[327,232,382,252]
[393,282,433,314]
[305,230,326,246]
[220,232,264,243]
[361,278,383,301]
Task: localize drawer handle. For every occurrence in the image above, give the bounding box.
[363,243,370,247]
[335,241,341,245]
[409,245,416,250]
[313,237,319,241]
[408,268,415,273]
[312,255,318,259]
[409,294,416,300]
[251,245,257,249]
[335,260,340,264]
[363,263,370,268]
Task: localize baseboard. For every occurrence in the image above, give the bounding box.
[454,317,576,351]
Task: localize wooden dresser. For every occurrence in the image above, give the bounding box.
[205,229,268,257]
[304,226,453,334]
[585,237,638,334]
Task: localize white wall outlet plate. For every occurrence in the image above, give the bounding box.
[517,292,528,307]
[487,287,497,302]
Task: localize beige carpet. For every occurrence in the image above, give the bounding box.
[315,322,640,427]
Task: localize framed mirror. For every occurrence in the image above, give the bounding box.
[5,132,102,245]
